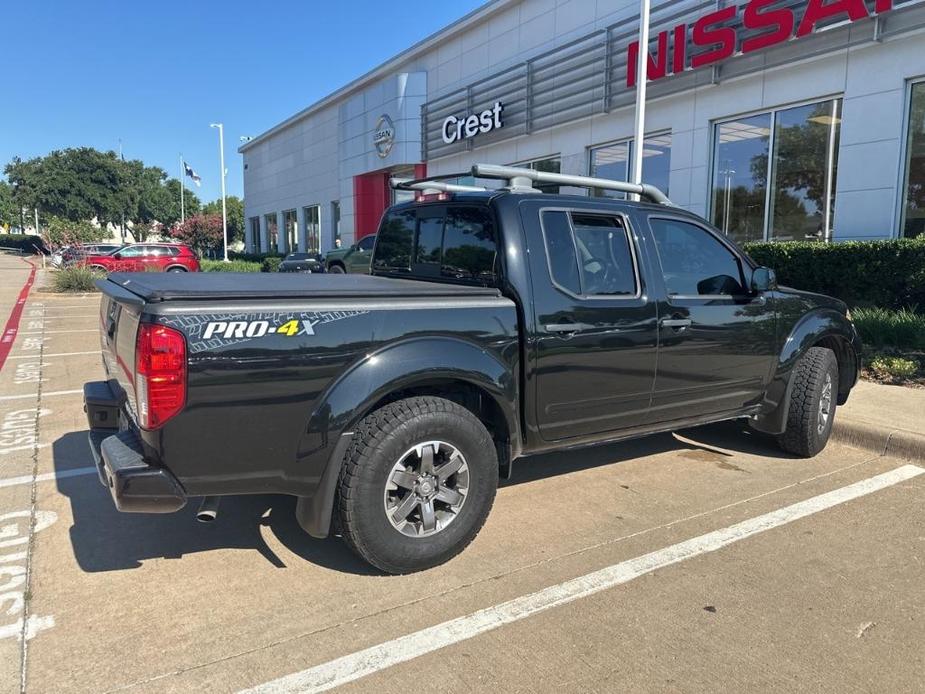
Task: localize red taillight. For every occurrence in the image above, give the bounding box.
[135,323,186,429]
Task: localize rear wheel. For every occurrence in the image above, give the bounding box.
[778,347,838,457]
[328,263,345,274]
[167,266,187,273]
[335,396,498,574]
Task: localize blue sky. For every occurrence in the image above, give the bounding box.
[1,0,486,204]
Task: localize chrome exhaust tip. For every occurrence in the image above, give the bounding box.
[196,496,220,523]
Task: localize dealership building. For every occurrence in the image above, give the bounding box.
[239,0,925,255]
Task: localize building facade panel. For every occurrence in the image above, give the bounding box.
[242,0,925,255]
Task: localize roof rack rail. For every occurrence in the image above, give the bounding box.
[389,164,673,206]
[470,164,673,205]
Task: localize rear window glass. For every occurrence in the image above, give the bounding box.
[442,208,497,283]
[415,212,444,265]
[373,211,415,273]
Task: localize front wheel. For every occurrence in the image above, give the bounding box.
[167,266,187,273]
[334,396,498,574]
[328,263,345,274]
[778,347,838,457]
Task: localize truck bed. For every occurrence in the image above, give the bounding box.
[104,272,502,302]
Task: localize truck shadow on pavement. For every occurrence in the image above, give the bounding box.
[53,421,790,575]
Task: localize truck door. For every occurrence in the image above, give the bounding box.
[645,215,777,421]
[524,204,658,441]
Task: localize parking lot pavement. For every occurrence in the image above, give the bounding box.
[1,262,923,693]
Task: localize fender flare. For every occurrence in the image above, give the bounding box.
[296,336,519,538]
[751,308,859,435]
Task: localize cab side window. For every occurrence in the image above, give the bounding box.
[649,218,746,297]
[541,211,638,297]
[357,235,376,252]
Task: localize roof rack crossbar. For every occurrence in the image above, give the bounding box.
[471,164,673,205]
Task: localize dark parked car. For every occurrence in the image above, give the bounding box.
[278,252,324,273]
[323,234,375,273]
[85,164,860,574]
[81,243,200,273]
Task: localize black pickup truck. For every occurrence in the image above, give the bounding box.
[85,165,861,573]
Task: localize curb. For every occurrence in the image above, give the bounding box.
[832,416,925,462]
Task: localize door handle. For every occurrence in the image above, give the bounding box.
[545,323,590,334]
[660,318,692,329]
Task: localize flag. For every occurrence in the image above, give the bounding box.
[184,163,202,187]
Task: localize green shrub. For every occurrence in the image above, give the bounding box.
[852,307,925,350]
[260,256,283,273]
[229,251,283,263]
[868,355,919,380]
[0,234,46,254]
[53,266,104,292]
[201,259,262,272]
[743,237,925,310]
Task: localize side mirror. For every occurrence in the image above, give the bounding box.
[113,252,122,260]
[751,267,777,293]
[350,244,359,252]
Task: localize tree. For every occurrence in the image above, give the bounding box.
[202,195,244,244]
[0,181,17,229]
[44,216,105,246]
[167,214,223,255]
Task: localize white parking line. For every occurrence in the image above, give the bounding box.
[0,467,97,489]
[40,314,99,319]
[19,328,100,335]
[241,465,925,694]
[6,351,98,360]
[0,390,82,402]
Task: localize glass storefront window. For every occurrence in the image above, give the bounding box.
[248,217,260,250]
[712,114,772,243]
[511,156,561,193]
[589,134,671,198]
[283,209,297,253]
[902,82,925,239]
[711,98,841,244]
[303,205,321,254]
[768,101,841,242]
[265,213,278,250]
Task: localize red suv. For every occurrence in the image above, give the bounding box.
[83,244,200,273]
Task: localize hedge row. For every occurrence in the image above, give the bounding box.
[0,234,47,253]
[200,256,282,273]
[743,238,925,310]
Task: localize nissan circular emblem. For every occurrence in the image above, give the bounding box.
[373,114,396,158]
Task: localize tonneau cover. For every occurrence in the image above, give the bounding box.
[104,272,501,302]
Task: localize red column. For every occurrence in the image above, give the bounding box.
[353,164,428,239]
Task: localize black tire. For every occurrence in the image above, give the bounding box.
[778,347,838,457]
[335,396,498,574]
[167,266,187,272]
[328,263,345,274]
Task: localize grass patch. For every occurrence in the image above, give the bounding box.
[201,259,262,272]
[53,266,104,292]
[852,307,925,350]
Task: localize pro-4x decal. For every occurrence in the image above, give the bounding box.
[158,310,368,353]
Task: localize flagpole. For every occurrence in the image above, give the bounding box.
[630,0,651,199]
[179,154,185,224]
[210,123,229,262]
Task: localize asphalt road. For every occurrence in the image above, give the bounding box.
[1,254,922,693]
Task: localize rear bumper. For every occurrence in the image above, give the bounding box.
[84,381,186,514]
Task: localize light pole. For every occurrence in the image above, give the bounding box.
[210,123,229,262]
[630,0,651,198]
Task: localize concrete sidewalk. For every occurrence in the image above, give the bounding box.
[835,380,925,460]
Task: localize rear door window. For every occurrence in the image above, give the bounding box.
[541,210,637,297]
